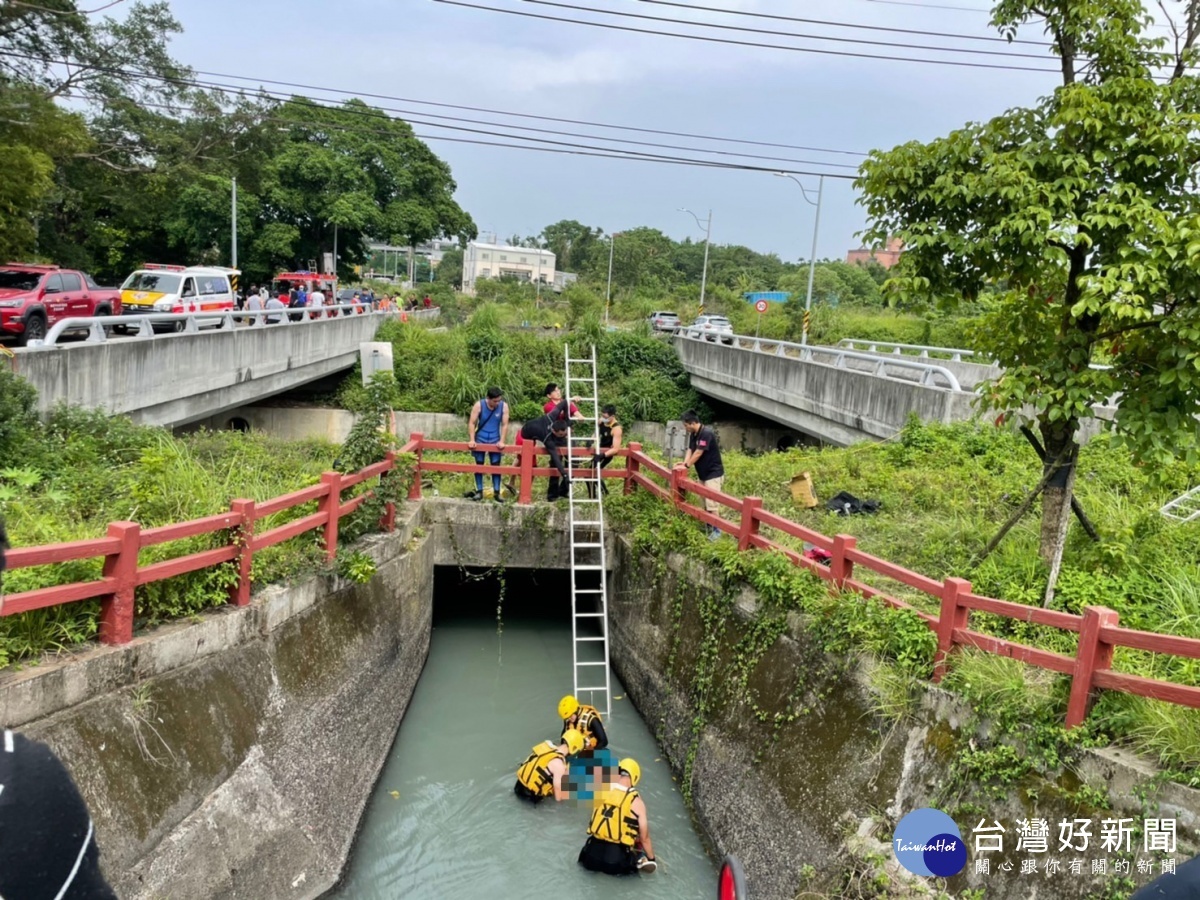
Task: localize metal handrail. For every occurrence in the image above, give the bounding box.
[679,329,964,391]
[836,338,984,362]
[33,304,409,347]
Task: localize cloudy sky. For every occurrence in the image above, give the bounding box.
[162,0,1077,261]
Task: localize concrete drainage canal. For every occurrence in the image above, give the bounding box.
[325,565,716,899]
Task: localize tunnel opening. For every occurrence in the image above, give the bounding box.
[327,562,715,899]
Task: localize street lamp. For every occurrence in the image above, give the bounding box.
[605,230,620,326]
[679,208,712,311]
[775,173,824,346]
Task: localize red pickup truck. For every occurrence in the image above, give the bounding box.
[0,264,122,345]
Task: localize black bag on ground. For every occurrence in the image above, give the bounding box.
[825,491,881,516]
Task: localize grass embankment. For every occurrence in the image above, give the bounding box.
[604,418,1200,784]
[0,369,346,667]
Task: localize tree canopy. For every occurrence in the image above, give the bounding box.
[857,0,1200,598]
[0,2,475,284]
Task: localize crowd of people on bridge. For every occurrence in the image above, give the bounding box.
[513,694,656,876]
[235,283,436,325]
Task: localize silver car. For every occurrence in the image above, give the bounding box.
[648,310,681,333]
[689,314,734,344]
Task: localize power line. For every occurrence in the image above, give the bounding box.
[521,0,1051,58]
[633,0,1051,46]
[432,0,1061,72]
[0,47,873,160]
[4,0,128,15]
[39,65,860,179]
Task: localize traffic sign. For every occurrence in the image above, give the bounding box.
[754,299,769,313]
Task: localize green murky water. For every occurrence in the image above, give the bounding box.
[328,610,715,899]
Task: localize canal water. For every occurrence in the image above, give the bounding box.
[327,567,715,899]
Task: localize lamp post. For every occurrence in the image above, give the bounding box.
[231,176,238,268]
[679,208,712,311]
[605,231,619,326]
[774,173,824,346]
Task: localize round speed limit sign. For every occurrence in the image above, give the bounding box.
[754,299,769,313]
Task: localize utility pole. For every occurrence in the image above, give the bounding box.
[679,208,712,311]
[231,177,238,268]
[605,232,617,326]
[775,173,824,346]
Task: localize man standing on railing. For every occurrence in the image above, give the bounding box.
[681,410,726,541]
[467,387,509,502]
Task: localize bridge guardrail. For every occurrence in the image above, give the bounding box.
[32,303,440,348]
[4,438,1199,730]
[679,329,964,391]
[836,338,983,362]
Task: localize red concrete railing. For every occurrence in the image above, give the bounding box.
[5,436,1200,731]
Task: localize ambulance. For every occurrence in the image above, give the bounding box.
[119,264,240,330]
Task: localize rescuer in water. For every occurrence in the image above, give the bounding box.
[514,728,585,803]
[559,694,608,751]
[578,758,657,875]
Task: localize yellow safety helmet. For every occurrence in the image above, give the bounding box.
[558,694,579,720]
[618,758,641,788]
[562,728,585,756]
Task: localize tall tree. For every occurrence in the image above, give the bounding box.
[858,0,1200,602]
[540,219,600,272]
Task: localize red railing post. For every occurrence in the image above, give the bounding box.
[319,471,342,562]
[518,439,535,505]
[380,450,397,531]
[670,464,688,508]
[407,433,424,501]
[830,534,857,590]
[625,443,642,495]
[229,499,255,607]
[1066,605,1120,728]
[99,521,139,645]
[933,577,971,682]
[738,496,762,551]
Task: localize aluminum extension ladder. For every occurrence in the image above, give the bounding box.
[564,344,611,717]
[1162,485,1200,523]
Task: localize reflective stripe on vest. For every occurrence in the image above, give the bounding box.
[587,785,640,847]
[516,741,563,798]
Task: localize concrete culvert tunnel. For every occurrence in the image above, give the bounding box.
[325,565,716,899]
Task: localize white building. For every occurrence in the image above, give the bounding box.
[462,242,556,295]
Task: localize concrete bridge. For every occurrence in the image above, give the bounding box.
[675,331,984,445]
[12,311,396,428]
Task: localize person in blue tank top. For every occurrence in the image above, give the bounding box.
[467,387,509,501]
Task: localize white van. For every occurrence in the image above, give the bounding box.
[120,264,240,330]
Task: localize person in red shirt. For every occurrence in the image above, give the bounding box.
[423,294,432,308]
[542,384,580,499]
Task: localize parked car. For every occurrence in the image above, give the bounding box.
[688,314,734,344]
[647,310,681,333]
[0,265,121,345]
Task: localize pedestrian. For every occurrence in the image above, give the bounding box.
[423,294,432,309]
[310,284,326,319]
[558,694,608,751]
[680,409,726,541]
[543,384,580,499]
[519,398,573,501]
[590,404,623,498]
[258,284,269,303]
[0,729,120,898]
[578,759,657,875]
[245,290,263,326]
[467,387,509,502]
[265,294,286,325]
[514,728,585,803]
[287,282,298,306]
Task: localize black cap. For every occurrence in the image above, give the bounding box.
[0,730,117,898]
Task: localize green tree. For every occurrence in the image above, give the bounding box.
[857,0,1200,601]
[540,219,600,273]
[437,247,464,288]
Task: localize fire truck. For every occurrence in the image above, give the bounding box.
[269,271,337,300]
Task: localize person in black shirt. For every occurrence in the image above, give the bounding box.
[520,398,572,500]
[589,404,623,498]
[681,409,726,541]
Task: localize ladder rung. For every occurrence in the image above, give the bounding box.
[574,564,604,570]
[575,636,606,642]
[575,590,605,595]
[573,542,602,548]
[575,661,607,666]
[576,686,608,691]
[576,612,605,618]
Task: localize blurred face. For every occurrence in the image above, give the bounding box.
[685,420,700,434]
[548,387,562,402]
[486,396,502,409]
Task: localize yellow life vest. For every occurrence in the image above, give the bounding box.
[587,785,641,847]
[564,704,602,750]
[516,740,564,798]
